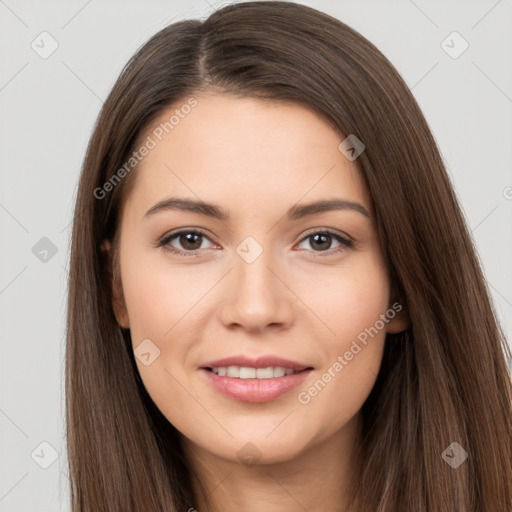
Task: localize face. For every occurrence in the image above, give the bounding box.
[108,93,406,465]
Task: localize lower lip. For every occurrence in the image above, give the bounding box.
[200,368,313,403]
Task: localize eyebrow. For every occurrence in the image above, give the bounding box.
[144,197,371,221]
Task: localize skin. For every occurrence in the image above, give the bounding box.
[106,93,408,512]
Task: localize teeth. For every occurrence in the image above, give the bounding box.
[210,366,298,379]
[256,367,274,379]
[226,366,239,378]
[239,367,256,379]
[273,367,286,378]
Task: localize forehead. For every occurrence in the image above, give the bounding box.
[124,93,371,219]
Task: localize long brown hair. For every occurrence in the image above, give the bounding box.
[66,2,512,510]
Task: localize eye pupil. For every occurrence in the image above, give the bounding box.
[310,233,331,251]
[181,232,202,250]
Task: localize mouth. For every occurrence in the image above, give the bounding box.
[199,365,314,403]
[203,365,310,379]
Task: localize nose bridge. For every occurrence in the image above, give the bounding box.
[233,234,279,301]
[219,233,293,330]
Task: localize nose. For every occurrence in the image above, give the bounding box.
[218,246,294,333]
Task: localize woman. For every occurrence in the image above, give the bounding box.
[65,2,512,511]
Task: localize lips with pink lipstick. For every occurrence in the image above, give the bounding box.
[199,355,314,403]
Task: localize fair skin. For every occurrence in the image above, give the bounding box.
[106,93,408,512]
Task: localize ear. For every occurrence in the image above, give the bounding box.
[385,299,410,334]
[100,239,130,329]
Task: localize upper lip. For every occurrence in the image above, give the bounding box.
[200,355,313,371]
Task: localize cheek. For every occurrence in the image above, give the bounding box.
[120,259,201,419]
[121,251,206,343]
[291,255,390,425]
[293,251,391,344]
[119,252,210,404]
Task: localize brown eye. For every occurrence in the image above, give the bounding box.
[309,233,334,251]
[176,232,204,250]
[159,229,214,256]
[296,229,353,256]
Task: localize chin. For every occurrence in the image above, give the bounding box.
[193,427,314,466]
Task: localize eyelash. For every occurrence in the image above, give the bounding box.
[156,228,354,258]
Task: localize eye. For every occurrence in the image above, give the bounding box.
[295,229,353,256]
[157,229,217,257]
[157,227,353,257]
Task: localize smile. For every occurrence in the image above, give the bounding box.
[200,367,313,402]
[207,366,299,378]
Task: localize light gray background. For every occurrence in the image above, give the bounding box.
[1,0,511,510]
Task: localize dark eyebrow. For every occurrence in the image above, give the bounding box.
[144,197,371,220]
[144,198,230,220]
[287,198,370,220]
